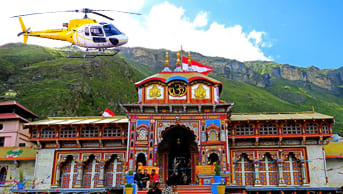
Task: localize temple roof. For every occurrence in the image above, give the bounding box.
[0,112,30,123]
[0,100,38,119]
[135,71,222,91]
[230,112,334,122]
[25,116,128,126]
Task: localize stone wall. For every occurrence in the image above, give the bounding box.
[34,149,55,189]
[306,145,327,186]
[326,158,343,187]
[0,160,35,193]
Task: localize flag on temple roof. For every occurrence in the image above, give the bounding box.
[102,108,115,117]
[181,56,213,75]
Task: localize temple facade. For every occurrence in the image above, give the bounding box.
[20,53,339,193]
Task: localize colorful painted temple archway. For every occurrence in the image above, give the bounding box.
[157,124,198,184]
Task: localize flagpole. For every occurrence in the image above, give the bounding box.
[180,45,185,71]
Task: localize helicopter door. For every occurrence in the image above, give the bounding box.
[90,26,106,44]
[83,27,90,46]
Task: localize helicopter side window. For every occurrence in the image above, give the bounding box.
[85,27,89,36]
[90,26,104,36]
[103,24,122,36]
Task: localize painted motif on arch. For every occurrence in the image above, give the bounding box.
[191,84,210,99]
[146,84,164,100]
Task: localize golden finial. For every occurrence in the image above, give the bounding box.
[188,52,192,65]
[174,51,182,72]
[165,52,169,67]
[176,51,181,67]
[187,51,193,71]
[162,52,171,72]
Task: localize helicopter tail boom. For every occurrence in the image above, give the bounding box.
[18,17,29,43]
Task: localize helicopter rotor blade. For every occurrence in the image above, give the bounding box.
[17,27,31,37]
[92,11,114,21]
[92,9,142,15]
[10,8,141,19]
[10,10,76,18]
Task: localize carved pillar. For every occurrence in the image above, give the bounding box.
[74,161,84,188]
[300,160,309,185]
[96,160,106,188]
[277,159,286,186]
[232,162,236,184]
[253,160,261,186]
[52,163,62,188]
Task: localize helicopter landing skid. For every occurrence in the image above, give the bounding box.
[66,46,120,58]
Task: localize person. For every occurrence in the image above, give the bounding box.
[162,180,173,194]
[147,182,162,194]
[181,172,188,185]
[134,169,143,189]
[149,169,159,188]
[168,172,177,186]
[142,169,150,190]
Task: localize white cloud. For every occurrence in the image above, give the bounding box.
[192,11,208,28]
[0,0,272,62]
[126,2,271,61]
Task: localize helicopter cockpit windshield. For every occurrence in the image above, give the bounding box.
[103,24,122,36]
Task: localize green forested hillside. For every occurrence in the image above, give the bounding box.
[1,43,342,134]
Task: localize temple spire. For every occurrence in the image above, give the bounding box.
[162,52,171,72]
[174,51,182,72]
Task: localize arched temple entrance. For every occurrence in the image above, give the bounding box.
[158,125,198,185]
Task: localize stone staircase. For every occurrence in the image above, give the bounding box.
[137,185,212,194]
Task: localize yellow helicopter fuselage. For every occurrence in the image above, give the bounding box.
[18,17,128,48]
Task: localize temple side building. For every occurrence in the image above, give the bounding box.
[19,53,339,193]
[0,101,38,193]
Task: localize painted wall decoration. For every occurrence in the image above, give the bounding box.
[146,84,164,100]
[157,121,200,143]
[191,84,210,99]
[168,81,187,100]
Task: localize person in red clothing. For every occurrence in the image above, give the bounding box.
[148,169,159,188]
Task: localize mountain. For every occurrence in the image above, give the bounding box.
[0,43,342,134]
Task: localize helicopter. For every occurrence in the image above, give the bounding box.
[11,8,141,58]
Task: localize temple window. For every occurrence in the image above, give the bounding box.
[60,127,76,138]
[208,153,219,165]
[235,124,254,136]
[31,130,38,138]
[322,124,330,134]
[259,124,278,135]
[208,129,218,141]
[234,154,254,185]
[228,125,232,136]
[60,155,76,188]
[282,123,302,134]
[283,153,303,185]
[81,126,99,137]
[105,155,119,187]
[0,167,6,183]
[259,154,278,185]
[137,128,148,141]
[103,126,122,137]
[305,123,318,134]
[83,155,99,188]
[0,137,4,147]
[41,127,56,138]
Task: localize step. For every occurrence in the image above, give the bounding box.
[137,185,212,194]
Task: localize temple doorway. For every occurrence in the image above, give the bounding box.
[158,125,198,185]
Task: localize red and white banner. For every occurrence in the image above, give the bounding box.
[102,108,115,117]
[181,56,213,75]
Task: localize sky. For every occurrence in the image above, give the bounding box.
[1,0,342,69]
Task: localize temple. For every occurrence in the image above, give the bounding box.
[14,52,339,193]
